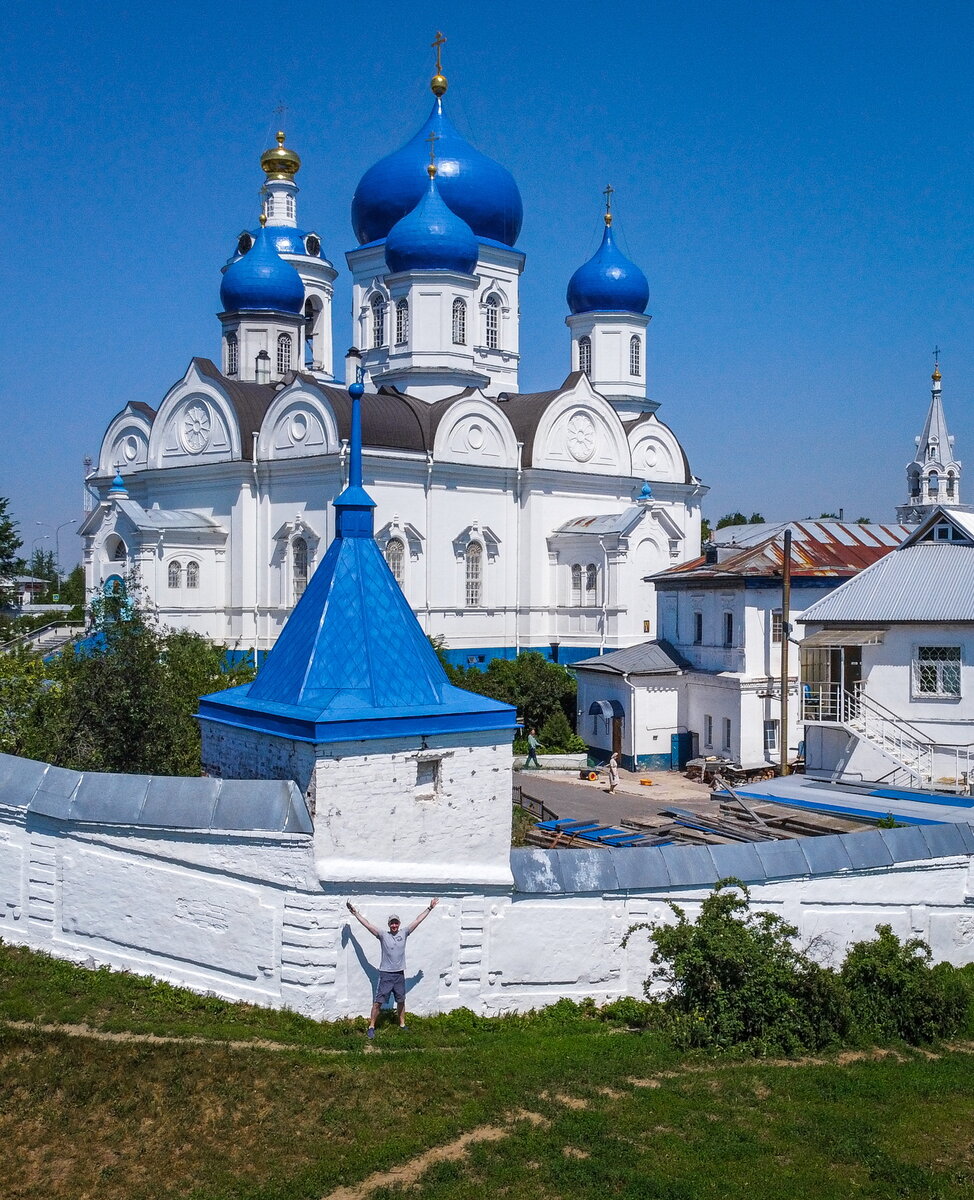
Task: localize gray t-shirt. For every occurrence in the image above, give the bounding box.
[378,929,409,972]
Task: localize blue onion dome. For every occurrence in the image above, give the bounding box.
[385,167,479,274]
[220,217,305,314]
[352,94,523,247]
[231,227,326,261]
[567,219,650,315]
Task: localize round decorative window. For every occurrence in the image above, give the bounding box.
[566,412,596,463]
[180,402,212,454]
[122,435,139,462]
[290,412,308,442]
[466,422,485,450]
[237,232,253,256]
[305,234,321,257]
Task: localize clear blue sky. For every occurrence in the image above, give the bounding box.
[2,0,972,568]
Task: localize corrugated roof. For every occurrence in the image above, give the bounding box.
[800,543,974,624]
[660,520,910,582]
[554,507,644,537]
[114,499,225,532]
[572,639,689,675]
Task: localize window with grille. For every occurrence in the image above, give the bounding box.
[585,563,598,604]
[292,537,308,602]
[913,646,961,698]
[226,333,238,376]
[465,542,483,607]
[772,610,783,643]
[277,333,292,375]
[485,295,500,349]
[371,295,385,348]
[570,563,582,606]
[384,538,405,588]
[629,335,641,376]
[112,539,127,562]
[722,717,732,751]
[763,719,779,752]
[452,298,466,344]
[395,298,409,345]
[186,561,199,589]
[704,714,713,747]
[723,611,734,647]
[693,611,703,645]
[285,195,295,220]
[168,561,181,589]
[578,335,592,376]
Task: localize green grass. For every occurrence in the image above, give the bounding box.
[3,941,974,1199]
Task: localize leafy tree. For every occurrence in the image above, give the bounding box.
[447,650,577,734]
[715,511,765,530]
[60,564,86,609]
[700,517,712,543]
[538,707,586,754]
[19,580,254,776]
[0,498,24,604]
[856,516,871,524]
[28,548,57,586]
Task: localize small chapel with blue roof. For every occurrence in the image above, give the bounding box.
[81,38,706,670]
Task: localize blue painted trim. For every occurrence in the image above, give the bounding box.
[441,645,605,669]
[728,787,948,826]
[632,754,673,771]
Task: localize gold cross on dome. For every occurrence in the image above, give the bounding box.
[425,129,440,166]
[432,30,446,74]
[603,183,614,214]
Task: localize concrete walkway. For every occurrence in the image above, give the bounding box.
[515,766,714,827]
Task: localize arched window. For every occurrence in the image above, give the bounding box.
[277,333,292,375]
[371,295,385,348]
[226,332,238,376]
[908,467,921,498]
[304,298,318,367]
[485,295,501,350]
[186,560,199,589]
[452,297,467,345]
[285,195,295,220]
[395,298,409,345]
[264,195,274,220]
[570,563,582,606]
[111,538,127,562]
[292,537,308,601]
[384,538,405,588]
[947,471,956,498]
[465,542,483,607]
[585,563,598,604]
[255,350,271,384]
[168,561,182,589]
[929,471,940,495]
[629,335,641,376]
[578,336,592,377]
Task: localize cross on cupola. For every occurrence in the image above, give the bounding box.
[431,30,448,96]
[603,184,614,226]
[425,130,440,176]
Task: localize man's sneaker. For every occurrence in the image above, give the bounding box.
[367,1027,375,1040]
[399,1024,408,1031]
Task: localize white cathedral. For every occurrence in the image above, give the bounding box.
[82,56,706,666]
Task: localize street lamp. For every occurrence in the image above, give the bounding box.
[37,518,77,594]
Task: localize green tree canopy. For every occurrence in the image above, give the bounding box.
[714,511,765,530]
[445,650,577,734]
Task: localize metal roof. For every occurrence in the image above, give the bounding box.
[114,499,226,533]
[510,820,974,894]
[572,639,689,675]
[0,753,313,834]
[800,543,974,624]
[660,520,909,583]
[554,507,645,538]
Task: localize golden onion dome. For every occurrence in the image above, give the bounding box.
[261,131,301,181]
[933,364,942,382]
[430,72,448,96]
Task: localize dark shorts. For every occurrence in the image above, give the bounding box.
[375,970,405,1006]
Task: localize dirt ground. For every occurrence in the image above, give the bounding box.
[515,765,717,827]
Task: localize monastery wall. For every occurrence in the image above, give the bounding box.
[2,754,974,1020]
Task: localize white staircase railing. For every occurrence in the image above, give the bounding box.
[800,683,974,791]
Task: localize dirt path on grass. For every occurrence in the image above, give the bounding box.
[0,1020,352,1055]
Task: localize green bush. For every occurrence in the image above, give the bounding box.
[840,924,973,1044]
[538,707,587,754]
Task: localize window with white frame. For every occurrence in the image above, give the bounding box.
[913,646,961,698]
[452,297,466,344]
[693,610,703,645]
[485,295,501,349]
[629,334,641,376]
[585,563,598,604]
[168,561,181,588]
[370,295,385,348]
[384,537,405,588]
[570,563,582,606]
[277,333,292,375]
[578,335,592,377]
[723,611,734,647]
[704,714,713,748]
[292,537,308,602]
[772,610,783,644]
[285,194,295,220]
[186,560,199,589]
[395,298,409,345]
[763,719,779,753]
[722,717,732,751]
[465,542,483,607]
[112,539,127,562]
[226,332,238,376]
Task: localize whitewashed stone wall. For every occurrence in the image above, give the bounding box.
[3,769,974,1020]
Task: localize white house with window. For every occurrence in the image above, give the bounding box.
[573,521,909,770]
[82,65,704,666]
[799,507,974,790]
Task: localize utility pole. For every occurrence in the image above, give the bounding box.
[780,529,792,776]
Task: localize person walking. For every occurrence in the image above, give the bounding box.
[607,751,620,794]
[526,728,541,769]
[346,899,438,1038]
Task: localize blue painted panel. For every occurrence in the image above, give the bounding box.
[877,825,930,863]
[709,842,765,883]
[661,844,720,888]
[611,847,672,890]
[800,836,854,874]
[917,823,968,858]
[754,838,810,880]
[510,849,562,893]
[839,830,894,870]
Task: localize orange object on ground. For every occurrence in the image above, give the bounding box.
[640,778,653,786]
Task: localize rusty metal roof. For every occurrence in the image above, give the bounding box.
[658,520,911,582]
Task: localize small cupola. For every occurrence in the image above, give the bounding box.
[385,163,479,275]
[220,216,306,315]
